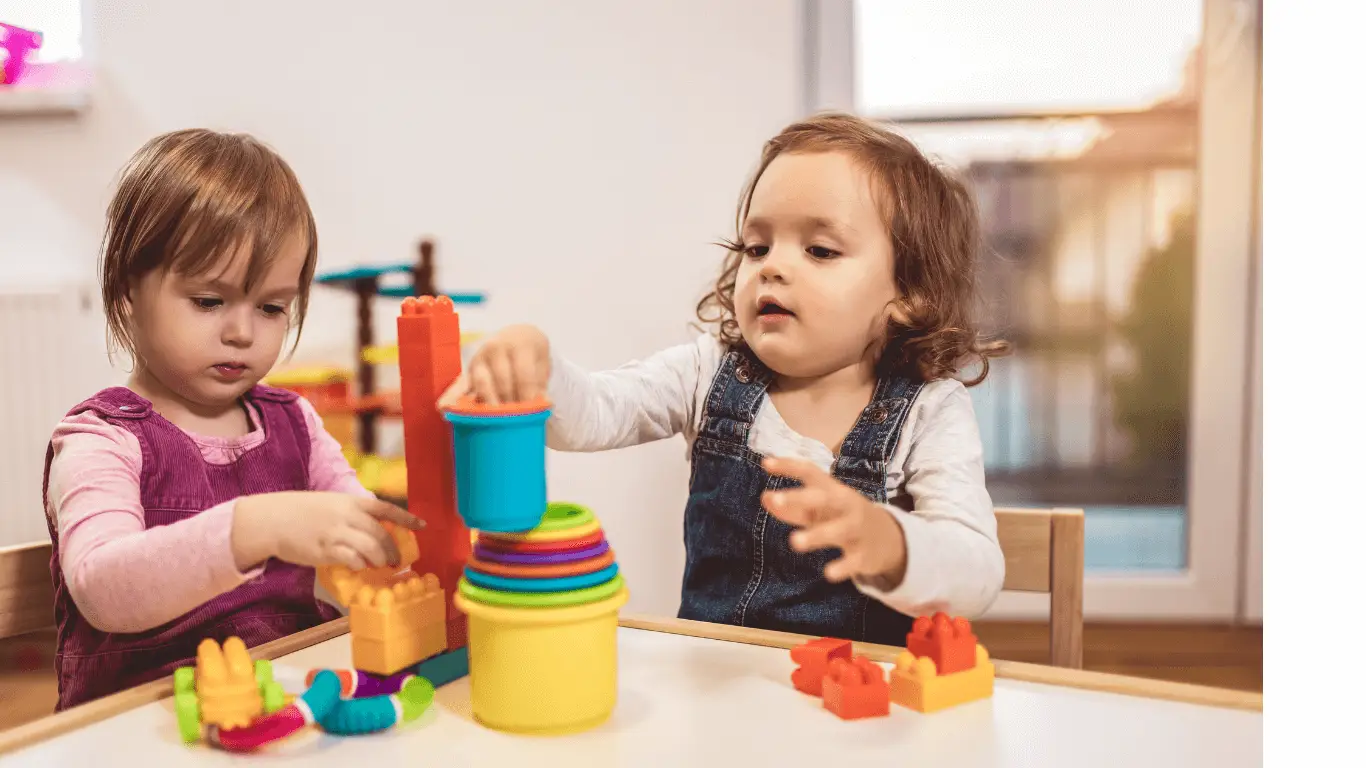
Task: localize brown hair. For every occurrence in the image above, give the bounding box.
[99,128,319,355]
[696,112,1008,385]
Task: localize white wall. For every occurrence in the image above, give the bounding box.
[0,0,804,614]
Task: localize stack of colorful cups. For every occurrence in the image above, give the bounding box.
[454,502,629,735]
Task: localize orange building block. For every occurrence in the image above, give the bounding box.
[346,573,447,675]
[904,612,978,676]
[821,656,889,720]
[397,295,471,650]
[790,637,853,696]
[194,637,263,731]
[889,645,994,714]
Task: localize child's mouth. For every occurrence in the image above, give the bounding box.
[757,300,795,319]
[213,363,247,380]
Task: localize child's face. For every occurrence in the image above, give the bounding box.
[734,150,899,380]
[128,234,306,409]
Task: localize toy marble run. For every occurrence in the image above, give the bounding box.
[265,238,485,501]
[790,612,995,719]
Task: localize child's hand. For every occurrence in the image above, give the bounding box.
[438,324,550,409]
[233,492,426,572]
[760,456,908,588]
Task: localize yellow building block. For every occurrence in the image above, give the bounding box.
[348,573,447,674]
[195,637,262,730]
[889,644,994,713]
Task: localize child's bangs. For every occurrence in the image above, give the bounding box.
[162,147,316,293]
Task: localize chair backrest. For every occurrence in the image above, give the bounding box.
[0,542,55,641]
[994,507,1084,668]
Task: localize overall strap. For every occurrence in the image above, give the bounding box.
[832,376,924,498]
[696,346,772,445]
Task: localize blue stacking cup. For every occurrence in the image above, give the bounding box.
[443,402,551,533]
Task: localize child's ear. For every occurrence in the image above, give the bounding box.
[885,297,913,326]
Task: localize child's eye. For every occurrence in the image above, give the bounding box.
[742,244,770,259]
[807,246,840,260]
[192,297,223,310]
[262,304,288,316]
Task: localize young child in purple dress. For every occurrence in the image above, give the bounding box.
[43,129,423,710]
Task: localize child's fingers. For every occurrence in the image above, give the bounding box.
[762,485,834,528]
[437,375,469,411]
[511,344,544,401]
[822,554,858,583]
[789,514,860,555]
[469,363,500,405]
[339,516,399,566]
[761,456,830,487]
[325,543,368,572]
[358,498,426,530]
[486,348,518,404]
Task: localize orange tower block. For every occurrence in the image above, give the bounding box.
[904,612,978,676]
[396,295,471,650]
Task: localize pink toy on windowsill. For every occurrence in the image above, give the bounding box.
[0,22,43,87]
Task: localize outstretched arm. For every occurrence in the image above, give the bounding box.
[545,335,716,452]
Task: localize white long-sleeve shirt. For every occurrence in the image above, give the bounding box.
[545,333,1005,619]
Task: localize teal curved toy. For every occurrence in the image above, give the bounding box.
[464,562,619,593]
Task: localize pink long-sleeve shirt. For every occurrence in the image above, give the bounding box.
[44,396,370,634]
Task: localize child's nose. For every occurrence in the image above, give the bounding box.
[222,310,254,347]
[759,245,797,281]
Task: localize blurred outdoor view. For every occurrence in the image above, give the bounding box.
[855,0,1204,571]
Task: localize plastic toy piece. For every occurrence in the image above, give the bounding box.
[318,675,436,735]
[346,573,447,675]
[477,529,606,553]
[904,612,979,676]
[207,670,343,753]
[473,538,610,562]
[0,23,42,86]
[889,645,995,714]
[317,521,421,601]
[790,637,853,696]
[307,646,469,699]
[467,550,615,579]
[173,637,286,743]
[821,656,890,720]
[397,294,471,650]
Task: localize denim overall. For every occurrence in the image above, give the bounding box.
[678,347,924,646]
[43,385,341,710]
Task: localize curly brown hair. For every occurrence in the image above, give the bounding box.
[696,113,1008,385]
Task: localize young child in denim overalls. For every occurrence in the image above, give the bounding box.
[441,113,1007,645]
[43,130,422,710]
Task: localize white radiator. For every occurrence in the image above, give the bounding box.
[0,283,114,547]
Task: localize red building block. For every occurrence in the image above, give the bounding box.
[821,656,889,720]
[904,612,978,676]
[396,295,471,650]
[790,637,853,696]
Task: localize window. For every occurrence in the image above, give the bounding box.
[855,0,1205,574]
[2,1,83,64]
[0,0,89,113]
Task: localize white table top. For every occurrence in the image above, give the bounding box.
[1,627,1262,767]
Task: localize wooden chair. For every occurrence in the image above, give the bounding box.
[994,507,1085,668]
[0,542,55,641]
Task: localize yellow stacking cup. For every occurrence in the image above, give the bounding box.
[454,586,628,735]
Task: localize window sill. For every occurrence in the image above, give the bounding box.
[0,61,90,117]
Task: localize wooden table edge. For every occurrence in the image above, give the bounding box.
[0,612,1261,756]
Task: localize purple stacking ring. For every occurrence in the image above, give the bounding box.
[472,540,611,565]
